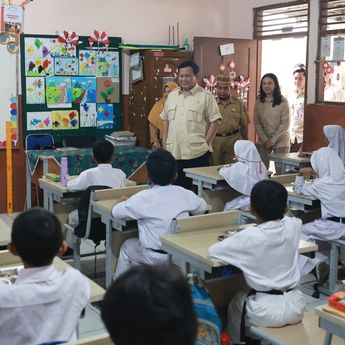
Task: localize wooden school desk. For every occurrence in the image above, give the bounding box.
[0,250,105,303]
[269,152,311,173]
[249,309,343,345]
[90,185,148,287]
[160,211,318,278]
[38,177,136,212]
[315,305,345,345]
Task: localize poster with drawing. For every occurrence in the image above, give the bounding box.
[46,76,72,108]
[51,110,79,129]
[54,57,78,76]
[96,103,114,129]
[24,37,51,58]
[96,51,119,79]
[80,103,97,127]
[27,111,51,130]
[72,77,96,103]
[96,77,119,103]
[26,77,45,104]
[79,50,96,76]
[0,44,18,148]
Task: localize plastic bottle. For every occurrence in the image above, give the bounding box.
[60,156,68,186]
[221,332,231,345]
[183,38,190,51]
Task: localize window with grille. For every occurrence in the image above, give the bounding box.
[254,1,309,40]
[317,0,345,102]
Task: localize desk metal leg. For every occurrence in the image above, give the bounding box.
[323,332,332,345]
[26,156,31,209]
[42,159,49,210]
[329,243,339,294]
[197,181,203,197]
[105,219,113,288]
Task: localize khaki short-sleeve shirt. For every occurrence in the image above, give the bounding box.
[160,85,222,160]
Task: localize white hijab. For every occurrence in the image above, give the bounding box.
[323,125,345,164]
[310,147,345,217]
[219,140,268,195]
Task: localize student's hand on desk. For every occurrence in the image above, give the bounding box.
[298,167,316,177]
[113,195,128,208]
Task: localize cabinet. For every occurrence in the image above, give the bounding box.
[128,50,192,147]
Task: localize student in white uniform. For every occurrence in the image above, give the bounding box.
[209,180,305,344]
[67,139,126,227]
[102,265,198,345]
[112,149,208,279]
[294,147,345,281]
[323,125,345,165]
[0,208,90,345]
[219,140,268,211]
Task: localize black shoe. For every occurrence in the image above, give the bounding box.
[316,261,329,286]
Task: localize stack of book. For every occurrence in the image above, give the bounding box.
[105,131,137,147]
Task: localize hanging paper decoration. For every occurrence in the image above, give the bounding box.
[231,74,250,104]
[57,31,81,50]
[218,63,226,72]
[202,74,217,96]
[88,30,110,50]
[228,59,235,70]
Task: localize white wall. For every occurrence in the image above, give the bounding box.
[228,0,319,103]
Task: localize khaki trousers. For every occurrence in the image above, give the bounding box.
[256,145,289,174]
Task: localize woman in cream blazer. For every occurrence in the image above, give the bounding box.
[254,73,290,174]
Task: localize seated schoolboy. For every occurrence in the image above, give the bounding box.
[294,147,345,284]
[67,139,126,227]
[0,208,90,345]
[208,180,305,344]
[101,265,197,345]
[219,140,268,211]
[323,125,345,165]
[112,148,208,278]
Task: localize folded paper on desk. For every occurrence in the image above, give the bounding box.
[46,173,61,182]
[55,147,81,152]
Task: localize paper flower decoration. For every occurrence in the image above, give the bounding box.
[88,31,110,48]
[203,74,217,88]
[218,63,226,72]
[57,31,81,48]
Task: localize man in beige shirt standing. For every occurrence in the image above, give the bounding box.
[161,61,222,188]
[213,74,249,165]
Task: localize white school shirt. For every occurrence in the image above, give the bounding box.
[289,89,304,144]
[67,164,126,191]
[323,125,345,165]
[112,185,208,249]
[209,216,305,327]
[0,265,90,345]
[294,147,345,218]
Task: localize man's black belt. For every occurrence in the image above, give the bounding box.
[327,216,345,224]
[147,248,168,254]
[216,128,240,137]
[255,288,294,295]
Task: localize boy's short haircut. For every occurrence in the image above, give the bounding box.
[146,149,176,186]
[92,140,114,164]
[250,180,288,221]
[101,265,197,345]
[11,208,63,266]
[178,60,200,75]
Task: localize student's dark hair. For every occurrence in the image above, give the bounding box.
[92,139,114,163]
[293,63,306,76]
[250,180,287,221]
[178,60,199,75]
[11,208,63,266]
[146,148,176,186]
[101,265,197,345]
[259,73,283,106]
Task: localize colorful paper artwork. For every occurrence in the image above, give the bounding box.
[96,51,119,78]
[80,103,97,127]
[79,50,96,76]
[46,76,72,108]
[96,103,114,129]
[25,57,53,76]
[54,57,78,75]
[27,111,51,130]
[50,38,76,57]
[51,110,79,129]
[96,77,119,103]
[26,77,45,104]
[24,37,51,58]
[72,77,96,103]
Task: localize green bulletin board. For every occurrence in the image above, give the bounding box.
[20,33,122,145]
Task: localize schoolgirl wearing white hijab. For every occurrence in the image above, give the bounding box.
[294,147,345,276]
[323,125,345,165]
[219,140,268,211]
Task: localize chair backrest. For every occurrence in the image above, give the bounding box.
[75,185,111,244]
[62,135,96,148]
[26,134,55,150]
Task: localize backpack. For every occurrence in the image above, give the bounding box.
[190,274,222,345]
